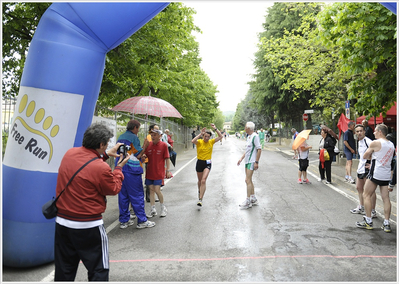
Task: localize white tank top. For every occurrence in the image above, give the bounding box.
[357,137,372,174]
[370,139,395,181]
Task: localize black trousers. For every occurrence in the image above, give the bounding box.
[319,160,332,182]
[54,223,109,281]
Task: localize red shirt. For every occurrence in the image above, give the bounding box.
[145,141,169,180]
[56,147,124,221]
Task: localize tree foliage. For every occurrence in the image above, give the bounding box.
[318,2,397,117]
[2,2,51,96]
[2,2,219,127]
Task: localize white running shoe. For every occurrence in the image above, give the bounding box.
[239,199,252,209]
[136,220,156,229]
[160,206,167,217]
[120,219,135,229]
[146,208,157,218]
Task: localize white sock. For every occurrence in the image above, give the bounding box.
[365,216,372,223]
[384,219,390,225]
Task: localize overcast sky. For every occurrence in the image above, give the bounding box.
[186,1,275,112]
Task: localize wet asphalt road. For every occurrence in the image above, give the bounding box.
[2,137,397,282]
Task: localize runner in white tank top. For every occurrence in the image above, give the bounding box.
[356,124,395,233]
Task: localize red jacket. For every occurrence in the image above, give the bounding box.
[56,147,124,221]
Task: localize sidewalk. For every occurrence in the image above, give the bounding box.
[263,141,397,224]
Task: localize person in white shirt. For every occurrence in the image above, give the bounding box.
[356,124,395,233]
[237,122,262,209]
[350,124,376,217]
[297,140,312,184]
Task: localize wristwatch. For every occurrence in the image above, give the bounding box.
[255,161,259,163]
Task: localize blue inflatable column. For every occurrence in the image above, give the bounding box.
[2,2,168,267]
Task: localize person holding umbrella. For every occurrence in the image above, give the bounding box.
[292,129,313,184]
[192,123,223,207]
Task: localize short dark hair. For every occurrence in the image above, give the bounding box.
[205,131,212,136]
[127,119,140,131]
[149,124,157,132]
[355,124,364,130]
[82,123,113,150]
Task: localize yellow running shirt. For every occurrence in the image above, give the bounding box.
[196,138,216,160]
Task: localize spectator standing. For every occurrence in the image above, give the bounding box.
[192,130,196,148]
[297,140,312,184]
[144,129,171,218]
[116,119,155,230]
[350,124,376,217]
[386,127,396,190]
[258,128,265,149]
[291,128,299,159]
[192,123,223,207]
[237,121,262,209]
[54,123,130,281]
[362,119,375,141]
[356,124,395,233]
[343,121,356,184]
[318,127,336,184]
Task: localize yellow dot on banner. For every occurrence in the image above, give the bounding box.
[19,94,28,113]
[26,101,36,117]
[43,116,53,130]
[50,125,59,137]
[35,108,45,123]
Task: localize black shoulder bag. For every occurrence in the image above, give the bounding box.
[42,157,98,219]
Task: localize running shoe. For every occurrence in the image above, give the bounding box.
[304,179,311,184]
[318,178,325,182]
[146,209,157,218]
[120,219,135,229]
[350,206,365,215]
[381,223,392,233]
[371,209,377,218]
[136,220,156,229]
[388,183,395,190]
[324,181,331,184]
[239,199,252,209]
[348,178,355,184]
[250,197,259,206]
[160,206,167,217]
[130,210,136,220]
[297,179,303,184]
[356,216,373,230]
[197,200,202,207]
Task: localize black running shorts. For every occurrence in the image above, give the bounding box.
[196,159,211,172]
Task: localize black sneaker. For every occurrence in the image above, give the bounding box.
[356,216,373,230]
[381,223,392,233]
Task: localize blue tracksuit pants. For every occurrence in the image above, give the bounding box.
[118,172,147,224]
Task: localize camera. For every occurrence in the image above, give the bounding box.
[118,144,131,160]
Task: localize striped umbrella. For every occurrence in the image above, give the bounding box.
[111,96,183,118]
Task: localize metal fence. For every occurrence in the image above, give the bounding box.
[2,99,194,161]
[2,97,16,134]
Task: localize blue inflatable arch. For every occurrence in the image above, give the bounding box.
[3,2,169,267]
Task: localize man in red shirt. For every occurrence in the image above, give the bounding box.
[55,123,130,281]
[143,129,171,218]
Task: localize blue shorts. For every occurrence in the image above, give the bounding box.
[145,179,163,186]
[344,149,354,161]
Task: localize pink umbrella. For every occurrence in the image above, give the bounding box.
[111,96,183,118]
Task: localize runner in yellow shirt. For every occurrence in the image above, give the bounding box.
[192,123,223,207]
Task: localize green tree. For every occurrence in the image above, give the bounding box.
[96,2,219,127]
[249,3,322,129]
[318,2,397,117]
[2,2,51,96]
[259,3,350,122]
